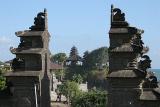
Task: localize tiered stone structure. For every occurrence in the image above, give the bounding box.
[107,5,160,107]
[4,9,51,107]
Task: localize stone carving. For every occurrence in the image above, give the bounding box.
[10,47,17,54]
[112,8,125,21]
[3,9,51,107]
[127,58,137,68]
[18,38,32,48]
[138,55,151,74]
[111,5,129,27]
[131,29,149,55]
[108,5,160,107]
[29,10,46,31]
[11,58,25,71]
[131,34,144,54]
[142,72,158,88]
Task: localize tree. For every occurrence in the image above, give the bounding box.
[66,46,82,66]
[88,70,108,90]
[51,53,67,65]
[0,61,4,66]
[54,69,65,81]
[70,46,78,57]
[72,74,83,84]
[71,90,107,107]
[64,46,84,81]
[0,68,6,91]
[83,51,89,68]
[83,47,108,70]
[57,81,81,105]
[65,66,86,81]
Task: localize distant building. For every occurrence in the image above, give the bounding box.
[66,46,83,66]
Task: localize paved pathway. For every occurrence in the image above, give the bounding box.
[51,102,68,107]
[51,91,67,102]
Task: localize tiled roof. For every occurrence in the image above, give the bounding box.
[50,62,63,70]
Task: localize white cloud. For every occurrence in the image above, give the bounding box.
[0,36,11,45]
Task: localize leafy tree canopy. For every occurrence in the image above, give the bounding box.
[67,46,82,66]
[65,66,86,81]
[51,53,67,64]
[83,47,108,70]
[57,81,81,104]
[71,90,107,107]
[72,74,83,84]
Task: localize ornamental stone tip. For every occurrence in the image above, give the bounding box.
[44,8,47,13]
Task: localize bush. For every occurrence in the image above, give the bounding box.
[72,74,83,84]
[71,90,107,107]
[57,81,81,104]
[0,68,6,91]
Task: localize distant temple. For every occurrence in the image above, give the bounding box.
[66,46,83,66]
[1,9,51,107]
[107,5,160,107]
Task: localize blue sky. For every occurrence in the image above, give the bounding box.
[0,0,160,68]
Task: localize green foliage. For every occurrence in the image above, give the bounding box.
[68,46,82,66]
[51,53,67,64]
[88,70,108,90]
[71,90,107,107]
[54,69,65,81]
[64,47,109,83]
[89,70,108,80]
[0,68,6,91]
[69,46,78,57]
[83,47,108,70]
[72,74,83,84]
[81,47,109,88]
[65,66,86,82]
[0,61,4,65]
[0,76,6,91]
[57,81,81,101]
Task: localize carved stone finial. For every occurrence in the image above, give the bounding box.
[111,5,125,22]
[10,47,17,54]
[111,5,129,27]
[111,4,114,23]
[113,8,125,21]
[29,9,48,31]
[44,8,47,13]
[44,8,48,31]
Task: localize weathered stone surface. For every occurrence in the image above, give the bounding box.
[107,5,160,107]
[2,9,51,107]
[16,97,31,107]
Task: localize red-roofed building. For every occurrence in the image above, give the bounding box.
[50,62,63,70]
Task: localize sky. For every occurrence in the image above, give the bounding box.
[0,0,160,68]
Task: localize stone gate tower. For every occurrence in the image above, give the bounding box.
[5,9,51,107]
[107,5,160,107]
